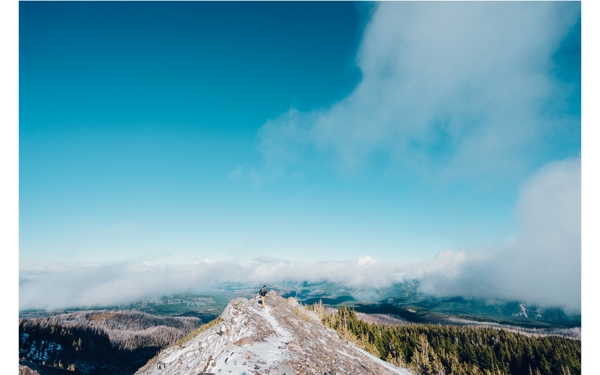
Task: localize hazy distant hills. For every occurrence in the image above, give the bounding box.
[20,280,580,330]
[20,294,230,323]
[269,280,581,329]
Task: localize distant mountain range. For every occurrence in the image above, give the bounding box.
[258,280,580,329]
[20,280,580,330]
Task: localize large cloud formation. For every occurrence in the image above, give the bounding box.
[258,2,579,179]
[20,159,580,312]
[416,158,581,312]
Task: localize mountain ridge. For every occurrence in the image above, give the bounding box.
[136,291,412,375]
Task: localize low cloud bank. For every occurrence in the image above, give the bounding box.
[416,158,581,312]
[19,257,409,311]
[20,159,580,312]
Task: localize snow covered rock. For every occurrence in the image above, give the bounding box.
[135,292,412,375]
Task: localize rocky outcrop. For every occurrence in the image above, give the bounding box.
[18,364,42,375]
[18,360,73,375]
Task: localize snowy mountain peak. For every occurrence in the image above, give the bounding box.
[135,291,411,375]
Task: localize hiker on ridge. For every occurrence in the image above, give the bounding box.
[259,285,267,307]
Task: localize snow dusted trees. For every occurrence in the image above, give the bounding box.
[19,310,202,374]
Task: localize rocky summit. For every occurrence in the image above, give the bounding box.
[135,291,412,375]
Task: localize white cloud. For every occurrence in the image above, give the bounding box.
[415,158,581,312]
[19,257,410,311]
[357,254,376,266]
[257,2,579,179]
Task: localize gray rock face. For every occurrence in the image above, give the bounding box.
[287,297,299,308]
[18,364,41,375]
[220,304,232,322]
[232,297,250,305]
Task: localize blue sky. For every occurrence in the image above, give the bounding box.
[16,2,585,311]
[20,1,368,263]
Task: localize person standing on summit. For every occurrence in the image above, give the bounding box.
[259,285,267,307]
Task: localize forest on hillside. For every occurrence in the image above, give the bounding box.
[19,310,201,374]
[310,304,580,375]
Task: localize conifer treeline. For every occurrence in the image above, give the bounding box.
[315,305,580,375]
